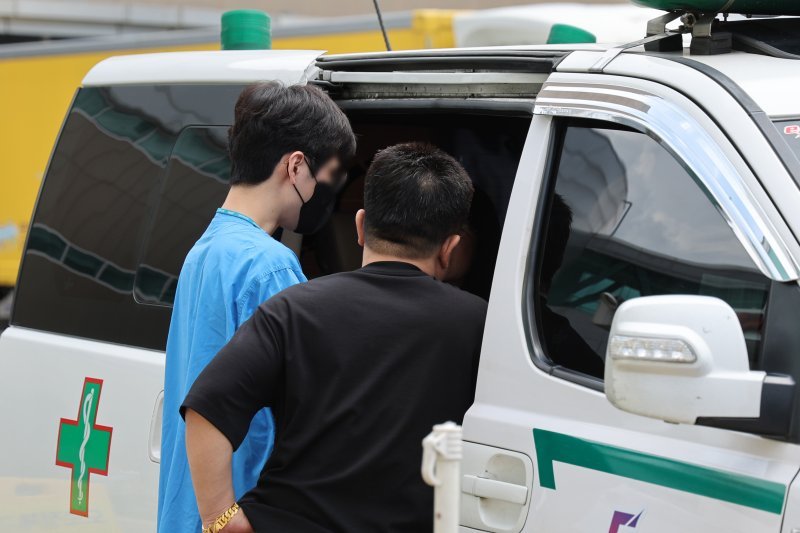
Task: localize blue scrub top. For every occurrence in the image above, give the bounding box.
[157,208,306,532]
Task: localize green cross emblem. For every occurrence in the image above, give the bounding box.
[56,377,113,517]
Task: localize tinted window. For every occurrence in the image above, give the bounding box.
[13,85,241,350]
[135,127,230,306]
[533,124,770,379]
[14,92,528,349]
[304,111,528,300]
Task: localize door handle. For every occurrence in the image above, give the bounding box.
[462,474,528,505]
[149,390,164,463]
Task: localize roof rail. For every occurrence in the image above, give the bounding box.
[316,49,569,74]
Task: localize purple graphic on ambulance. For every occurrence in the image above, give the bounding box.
[609,511,642,533]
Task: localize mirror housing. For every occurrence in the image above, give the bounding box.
[605,295,767,425]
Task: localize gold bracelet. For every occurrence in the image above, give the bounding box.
[202,503,241,533]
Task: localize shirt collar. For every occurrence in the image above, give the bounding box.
[360,261,427,276]
[216,208,262,231]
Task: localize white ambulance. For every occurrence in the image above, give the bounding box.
[2,2,800,532]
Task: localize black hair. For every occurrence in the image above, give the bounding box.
[364,142,474,258]
[228,82,356,186]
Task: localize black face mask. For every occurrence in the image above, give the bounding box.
[293,172,338,235]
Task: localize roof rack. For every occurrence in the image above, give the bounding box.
[643,8,800,57]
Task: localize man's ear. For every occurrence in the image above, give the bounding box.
[286,151,305,185]
[437,234,462,271]
[355,209,366,248]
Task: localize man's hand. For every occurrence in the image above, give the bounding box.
[223,509,253,533]
[203,507,253,533]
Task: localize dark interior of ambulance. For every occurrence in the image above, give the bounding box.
[294,110,530,302]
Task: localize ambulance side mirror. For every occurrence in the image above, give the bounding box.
[605,295,795,436]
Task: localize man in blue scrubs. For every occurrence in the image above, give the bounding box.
[157,82,355,533]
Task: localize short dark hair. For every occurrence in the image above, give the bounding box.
[364,143,474,258]
[228,82,356,185]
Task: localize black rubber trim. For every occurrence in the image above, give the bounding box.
[655,55,800,190]
[551,366,604,392]
[318,49,568,62]
[311,80,340,92]
[316,51,567,73]
[335,98,536,117]
[316,56,558,73]
[697,374,796,438]
[748,280,800,443]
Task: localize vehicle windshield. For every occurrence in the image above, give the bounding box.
[774,119,800,162]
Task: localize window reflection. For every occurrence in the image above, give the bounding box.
[13,85,241,350]
[135,127,230,305]
[538,126,769,377]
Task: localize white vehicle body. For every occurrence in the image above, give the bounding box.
[2,15,800,533]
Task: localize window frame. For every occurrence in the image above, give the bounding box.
[523,117,608,391]
[524,101,796,391]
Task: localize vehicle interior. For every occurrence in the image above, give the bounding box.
[292,107,532,301]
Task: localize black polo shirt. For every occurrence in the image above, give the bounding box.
[182,261,487,532]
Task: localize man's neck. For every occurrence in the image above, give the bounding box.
[361,247,436,278]
[221,183,281,234]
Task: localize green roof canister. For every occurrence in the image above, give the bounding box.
[221,9,271,50]
[546,24,597,45]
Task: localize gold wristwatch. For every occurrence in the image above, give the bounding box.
[202,502,241,533]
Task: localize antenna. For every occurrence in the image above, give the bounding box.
[371,0,392,51]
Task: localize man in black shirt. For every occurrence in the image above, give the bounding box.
[182,142,488,533]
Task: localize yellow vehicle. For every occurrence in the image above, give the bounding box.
[0,9,456,311]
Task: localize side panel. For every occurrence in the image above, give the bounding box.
[462,100,800,532]
[0,327,163,531]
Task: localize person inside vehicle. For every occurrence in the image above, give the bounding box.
[182,142,487,533]
[158,81,355,533]
[539,193,605,378]
[441,189,501,299]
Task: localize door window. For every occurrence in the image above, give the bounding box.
[532,122,770,379]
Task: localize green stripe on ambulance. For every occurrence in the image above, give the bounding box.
[533,429,786,515]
